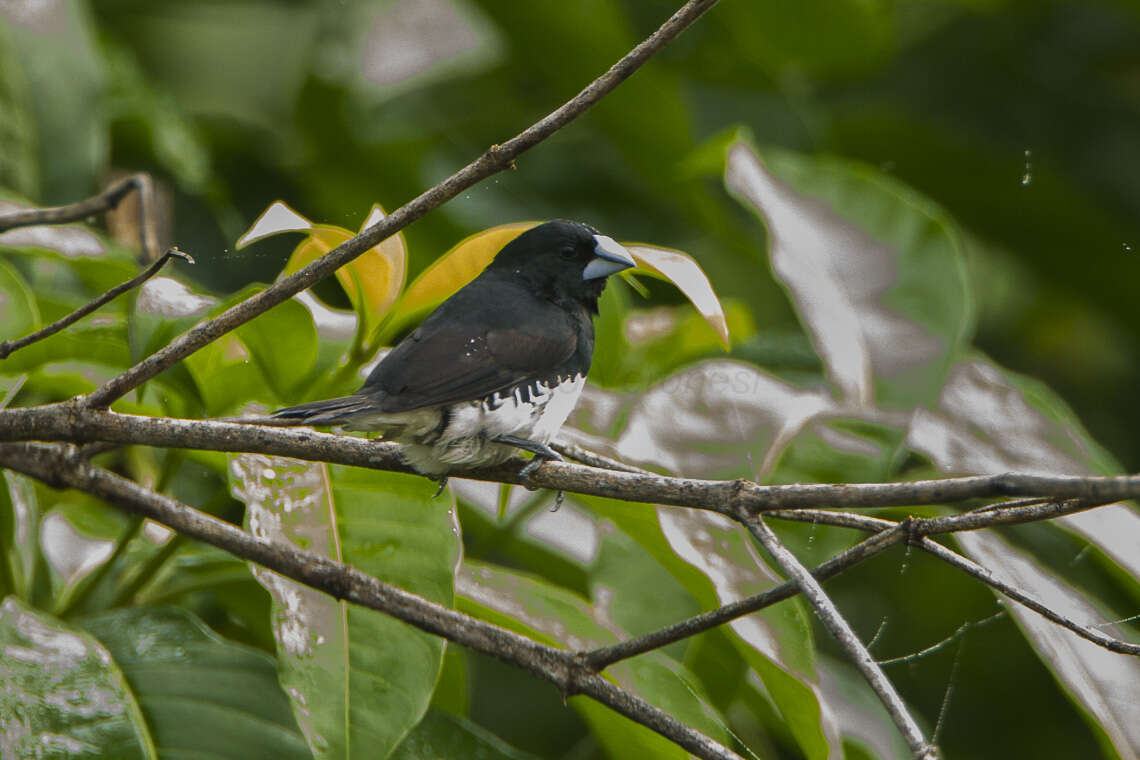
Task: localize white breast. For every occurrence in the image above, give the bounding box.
[394,374,586,476]
[527,374,584,443]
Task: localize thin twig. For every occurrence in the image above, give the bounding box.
[0,174,147,234]
[783,510,1140,656]
[582,524,906,669]
[0,247,193,360]
[764,498,1105,536]
[552,441,653,474]
[0,440,741,760]
[78,0,722,410]
[877,611,1006,667]
[585,498,1127,670]
[735,510,938,760]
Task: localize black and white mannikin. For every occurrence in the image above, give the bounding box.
[274,220,636,489]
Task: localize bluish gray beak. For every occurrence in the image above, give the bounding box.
[583,235,636,280]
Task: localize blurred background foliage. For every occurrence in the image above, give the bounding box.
[2,1,1140,759]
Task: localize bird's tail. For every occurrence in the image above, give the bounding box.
[273,395,378,426]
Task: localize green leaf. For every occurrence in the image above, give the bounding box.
[457,560,729,759]
[234,295,319,400]
[906,354,1140,757]
[391,709,539,760]
[0,597,156,760]
[79,606,309,759]
[726,138,973,410]
[230,454,459,759]
[0,256,38,343]
[625,244,731,349]
[578,495,837,760]
[239,202,407,346]
[1,471,43,602]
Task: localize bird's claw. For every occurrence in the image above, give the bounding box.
[432,476,449,498]
[518,451,562,491]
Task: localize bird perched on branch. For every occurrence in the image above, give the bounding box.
[274,220,636,490]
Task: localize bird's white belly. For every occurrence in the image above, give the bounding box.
[398,374,584,476]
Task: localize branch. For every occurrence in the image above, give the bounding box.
[735,509,938,760]
[0,247,192,360]
[583,497,1128,670]
[77,0,721,410]
[7,406,1140,517]
[582,524,906,669]
[0,174,146,233]
[0,441,742,760]
[768,509,1140,656]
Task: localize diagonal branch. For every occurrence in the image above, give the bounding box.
[0,247,193,360]
[582,524,906,669]
[735,509,938,760]
[78,0,722,410]
[769,509,1140,656]
[0,440,742,760]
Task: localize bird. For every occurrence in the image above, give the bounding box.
[273,220,636,492]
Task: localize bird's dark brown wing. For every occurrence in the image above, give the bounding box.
[362,277,583,413]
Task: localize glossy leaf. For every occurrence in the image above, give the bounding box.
[626,244,730,349]
[457,560,728,759]
[183,330,266,415]
[601,359,837,480]
[1,471,42,602]
[79,606,309,760]
[578,492,838,760]
[234,294,319,400]
[953,530,1140,755]
[230,454,459,759]
[726,138,972,409]
[907,356,1140,757]
[0,597,155,760]
[239,201,407,342]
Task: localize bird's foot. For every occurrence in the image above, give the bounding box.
[550,490,565,512]
[517,450,563,490]
[432,476,449,498]
[493,435,564,491]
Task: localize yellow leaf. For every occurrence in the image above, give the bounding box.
[627,245,730,349]
[274,206,407,336]
[349,205,407,331]
[386,221,538,334]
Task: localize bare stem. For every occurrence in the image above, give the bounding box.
[736,509,938,760]
[0,247,192,360]
[0,174,144,233]
[774,509,1140,656]
[582,524,906,669]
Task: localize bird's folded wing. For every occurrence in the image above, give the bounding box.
[364,319,579,413]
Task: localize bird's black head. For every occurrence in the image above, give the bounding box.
[486,220,636,312]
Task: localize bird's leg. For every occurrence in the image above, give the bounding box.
[432,476,449,498]
[493,434,563,491]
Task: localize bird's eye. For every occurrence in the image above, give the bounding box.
[559,246,577,260]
